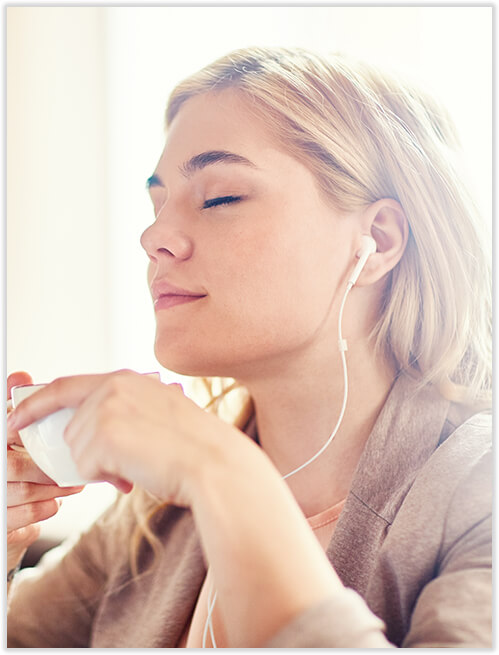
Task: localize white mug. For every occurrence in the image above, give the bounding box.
[11,373,160,487]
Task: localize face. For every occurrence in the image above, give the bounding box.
[141,89,357,379]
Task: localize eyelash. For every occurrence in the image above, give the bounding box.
[203,195,243,209]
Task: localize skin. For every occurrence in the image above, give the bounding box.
[7,371,84,587]
[6,89,408,645]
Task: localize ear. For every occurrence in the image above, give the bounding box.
[355,198,409,286]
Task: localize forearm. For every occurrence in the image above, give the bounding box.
[190,436,344,647]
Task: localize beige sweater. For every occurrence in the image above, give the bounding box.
[7,373,492,647]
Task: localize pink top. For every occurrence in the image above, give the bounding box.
[179,498,346,648]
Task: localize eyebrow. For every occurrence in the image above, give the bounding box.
[146,150,257,189]
[180,150,257,177]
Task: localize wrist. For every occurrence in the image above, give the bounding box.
[187,420,254,506]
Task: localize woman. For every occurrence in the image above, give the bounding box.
[7,47,492,647]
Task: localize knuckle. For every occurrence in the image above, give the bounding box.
[48,376,69,400]
[100,390,127,420]
[27,502,42,523]
[28,500,57,524]
[106,369,136,393]
[114,369,134,383]
[115,368,133,377]
[51,376,65,391]
[16,481,32,503]
[23,503,39,525]
[7,502,55,533]
[104,375,126,396]
[7,452,23,481]
[6,482,20,506]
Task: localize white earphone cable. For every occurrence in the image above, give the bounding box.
[282,281,353,480]
[202,582,218,648]
[202,281,355,647]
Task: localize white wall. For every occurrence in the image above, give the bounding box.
[7,7,111,382]
[6,7,116,539]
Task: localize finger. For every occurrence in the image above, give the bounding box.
[7,450,58,484]
[7,371,34,401]
[7,372,115,432]
[7,433,26,448]
[62,371,147,461]
[8,443,26,452]
[104,475,134,494]
[7,411,25,448]
[62,375,111,450]
[63,388,135,491]
[8,482,84,507]
[7,498,61,532]
[7,523,41,548]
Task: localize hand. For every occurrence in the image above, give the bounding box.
[7,372,84,571]
[7,370,241,507]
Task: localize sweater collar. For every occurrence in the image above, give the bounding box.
[342,371,450,523]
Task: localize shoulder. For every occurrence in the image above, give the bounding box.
[365,411,492,646]
[403,410,491,548]
[417,410,491,500]
[379,408,492,569]
[398,412,492,647]
[428,411,491,546]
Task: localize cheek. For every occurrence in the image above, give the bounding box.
[152,215,348,376]
[211,227,336,341]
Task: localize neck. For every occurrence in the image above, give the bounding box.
[240,340,396,517]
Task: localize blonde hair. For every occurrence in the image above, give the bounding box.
[168,46,491,405]
[129,47,491,573]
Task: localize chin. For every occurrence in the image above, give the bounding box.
[154,342,221,378]
[153,325,291,381]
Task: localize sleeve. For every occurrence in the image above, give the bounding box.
[7,494,131,647]
[264,589,393,648]
[402,448,492,648]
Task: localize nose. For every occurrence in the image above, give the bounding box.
[140,211,194,262]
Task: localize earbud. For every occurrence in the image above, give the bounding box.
[347,235,377,286]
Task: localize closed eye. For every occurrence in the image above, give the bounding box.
[203,195,243,209]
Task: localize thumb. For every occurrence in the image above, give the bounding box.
[7,371,34,401]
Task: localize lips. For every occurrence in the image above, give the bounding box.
[151,279,207,310]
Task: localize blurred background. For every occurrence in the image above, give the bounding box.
[6,6,492,556]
